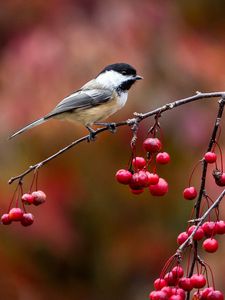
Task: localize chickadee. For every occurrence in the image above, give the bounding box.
[10,63,142,139]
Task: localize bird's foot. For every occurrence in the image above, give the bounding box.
[86,126,97,142]
[94,122,117,133]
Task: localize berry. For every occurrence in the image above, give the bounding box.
[130,188,144,195]
[171,288,185,300]
[146,172,159,185]
[172,266,184,278]
[149,291,168,300]
[177,232,188,245]
[132,157,146,169]
[149,178,168,196]
[164,272,178,286]
[143,138,162,153]
[8,207,23,221]
[156,152,170,164]
[154,278,167,290]
[207,290,224,300]
[215,220,225,234]
[161,287,173,297]
[22,193,34,205]
[187,225,204,240]
[115,169,132,184]
[204,152,217,163]
[202,221,216,237]
[178,277,193,291]
[170,295,183,300]
[131,170,150,187]
[201,288,214,300]
[32,190,46,206]
[203,238,218,253]
[1,213,12,225]
[213,171,225,187]
[190,274,206,289]
[183,187,197,200]
[21,213,34,226]
[193,291,202,300]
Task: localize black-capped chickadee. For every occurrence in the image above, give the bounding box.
[10,63,142,139]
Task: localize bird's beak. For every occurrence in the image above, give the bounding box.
[134,75,143,80]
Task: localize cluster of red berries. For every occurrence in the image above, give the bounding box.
[1,190,46,227]
[150,265,223,300]
[177,220,225,253]
[115,138,170,196]
[183,151,225,201]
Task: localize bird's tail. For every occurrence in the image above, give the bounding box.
[9,117,46,139]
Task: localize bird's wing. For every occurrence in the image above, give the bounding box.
[44,88,113,120]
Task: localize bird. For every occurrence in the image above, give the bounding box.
[9,62,143,139]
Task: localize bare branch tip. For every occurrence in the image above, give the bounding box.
[196,91,202,95]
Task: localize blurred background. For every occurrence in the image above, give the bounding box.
[0,0,225,299]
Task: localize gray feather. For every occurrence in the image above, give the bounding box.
[9,118,46,139]
[44,89,112,119]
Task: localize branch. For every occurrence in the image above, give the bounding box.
[177,188,225,254]
[8,91,225,185]
[185,97,225,289]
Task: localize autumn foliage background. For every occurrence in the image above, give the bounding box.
[0,1,225,299]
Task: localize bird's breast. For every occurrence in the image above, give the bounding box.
[62,91,128,126]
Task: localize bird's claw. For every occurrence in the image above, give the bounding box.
[107,122,117,133]
[86,126,97,142]
[94,122,117,133]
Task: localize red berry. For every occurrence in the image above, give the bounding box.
[202,221,216,237]
[149,178,168,196]
[22,193,34,205]
[207,290,224,300]
[187,225,204,240]
[204,152,217,163]
[161,287,173,297]
[177,232,188,245]
[143,138,162,153]
[164,272,178,286]
[171,288,185,300]
[214,172,225,186]
[1,213,12,225]
[178,277,193,291]
[154,278,167,290]
[132,157,146,169]
[203,238,218,253]
[32,190,46,206]
[115,169,132,184]
[21,213,34,226]
[8,207,23,221]
[134,170,151,187]
[146,172,159,185]
[183,187,197,200]
[130,188,144,195]
[190,274,206,289]
[172,266,184,278]
[201,288,214,300]
[215,220,225,234]
[149,291,168,300]
[156,152,170,164]
[193,291,202,300]
[170,295,183,300]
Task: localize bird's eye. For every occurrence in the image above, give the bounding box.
[122,70,127,75]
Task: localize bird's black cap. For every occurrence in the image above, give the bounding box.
[99,63,137,76]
